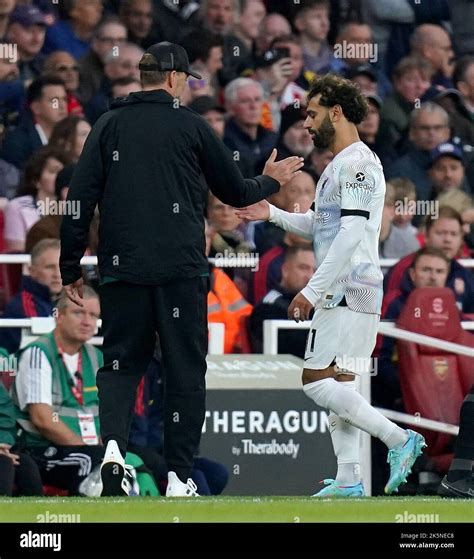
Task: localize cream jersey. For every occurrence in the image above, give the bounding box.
[270,141,385,314]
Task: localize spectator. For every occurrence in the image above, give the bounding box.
[119,0,157,49]
[180,28,224,95]
[328,22,392,97]
[153,0,200,44]
[360,0,416,69]
[207,192,253,259]
[77,17,128,103]
[307,145,333,181]
[10,287,105,496]
[428,141,472,198]
[110,76,140,99]
[223,77,278,174]
[0,0,15,40]
[85,42,143,123]
[25,165,75,254]
[254,169,316,255]
[129,352,229,495]
[255,13,292,56]
[357,93,397,167]
[381,178,421,259]
[274,105,314,161]
[0,76,68,169]
[410,24,455,89]
[377,247,451,411]
[49,116,91,165]
[233,0,266,64]
[269,35,309,108]
[384,206,474,314]
[43,51,84,116]
[6,4,47,84]
[435,56,474,149]
[249,245,315,356]
[4,147,67,252]
[379,180,396,262]
[43,0,104,59]
[0,54,24,129]
[188,95,254,178]
[200,0,248,86]
[0,357,44,496]
[379,56,435,149]
[205,222,253,353]
[346,64,379,96]
[386,102,451,202]
[0,239,63,354]
[293,0,333,74]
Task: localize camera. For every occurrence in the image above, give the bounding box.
[256,47,291,68]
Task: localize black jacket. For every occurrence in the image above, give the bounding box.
[60,89,280,286]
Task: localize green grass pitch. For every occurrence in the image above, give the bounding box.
[0,497,470,523]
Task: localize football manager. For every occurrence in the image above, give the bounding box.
[59,42,304,497]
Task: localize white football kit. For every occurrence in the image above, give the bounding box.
[269,141,386,373]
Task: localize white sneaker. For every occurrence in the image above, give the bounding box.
[166,471,199,497]
[100,440,129,496]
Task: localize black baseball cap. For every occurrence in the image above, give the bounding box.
[188,96,225,115]
[139,42,202,79]
[346,64,377,82]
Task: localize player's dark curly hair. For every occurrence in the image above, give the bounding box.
[307,74,368,124]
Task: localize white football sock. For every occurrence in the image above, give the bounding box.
[329,412,361,485]
[304,377,408,449]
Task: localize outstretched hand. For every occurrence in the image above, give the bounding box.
[235,200,270,222]
[263,149,304,186]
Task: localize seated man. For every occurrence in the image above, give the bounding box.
[249,245,316,357]
[0,348,43,497]
[0,239,63,354]
[11,287,104,496]
[376,247,451,411]
[384,206,474,314]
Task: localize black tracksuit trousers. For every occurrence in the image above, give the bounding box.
[97,276,208,482]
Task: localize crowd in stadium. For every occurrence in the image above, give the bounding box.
[0,0,472,497]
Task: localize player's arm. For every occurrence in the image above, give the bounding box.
[301,160,378,306]
[60,114,109,286]
[197,120,303,207]
[235,201,315,240]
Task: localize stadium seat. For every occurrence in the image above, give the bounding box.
[396,288,473,472]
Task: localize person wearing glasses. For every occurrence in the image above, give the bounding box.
[386,102,451,204]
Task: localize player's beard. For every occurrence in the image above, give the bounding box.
[311,114,336,149]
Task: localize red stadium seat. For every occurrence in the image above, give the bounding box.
[396,288,473,472]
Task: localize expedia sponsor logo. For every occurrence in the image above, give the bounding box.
[345,180,374,191]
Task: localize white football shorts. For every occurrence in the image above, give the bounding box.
[303,305,379,375]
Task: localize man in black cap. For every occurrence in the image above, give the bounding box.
[60,41,304,497]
